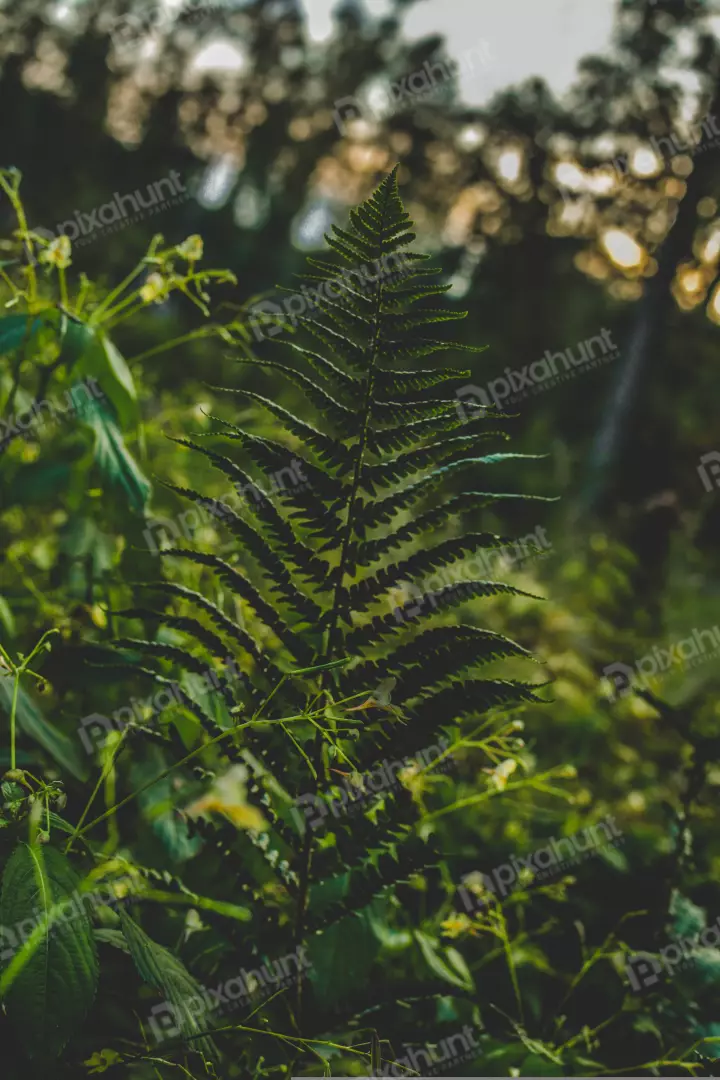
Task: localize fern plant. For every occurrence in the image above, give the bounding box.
[117,166,546,1071]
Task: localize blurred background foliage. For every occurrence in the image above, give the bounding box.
[1,0,720,1075]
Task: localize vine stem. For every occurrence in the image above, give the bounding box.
[10,669,20,770]
[1,629,58,771]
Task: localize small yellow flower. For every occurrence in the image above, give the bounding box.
[84,1049,123,1074]
[186,765,265,832]
[140,272,168,304]
[176,234,204,262]
[517,865,534,888]
[440,913,474,939]
[486,757,518,791]
[39,235,72,269]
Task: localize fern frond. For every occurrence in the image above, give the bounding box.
[343,581,543,653]
[158,480,324,623]
[157,549,314,663]
[137,170,548,1007]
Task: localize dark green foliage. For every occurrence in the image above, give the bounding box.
[119,910,219,1065]
[136,168,540,744]
[0,843,99,1060]
[116,168,545,1058]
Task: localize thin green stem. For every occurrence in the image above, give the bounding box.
[0,173,37,304]
[64,728,129,853]
[75,715,302,840]
[126,327,215,365]
[90,259,147,322]
[99,297,146,330]
[497,906,524,1025]
[58,266,68,308]
[10,668,20,770]
[0,264,16,295]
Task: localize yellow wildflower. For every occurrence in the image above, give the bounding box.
[186,764,265,831]
[176,234,204,262]
[440,913,474,938]
[139,272,168,304]
[486,757,518,791]
[39,235,72,269]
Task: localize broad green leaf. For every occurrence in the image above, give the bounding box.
[56,315,94,373]
[670,889,706,938]
[307,909,380,1007]
[119,911,219,1063]
[0,676,89,781]
[413,929,474,990]
[0,843,99,1059]
[47,812,75,835]
[74,326,139,429]
[76,397,150,511]
[3,461,72,504]
[132,754,202,863]
[0,593,15,639]
[93,929,130,953]
[0,313,45,355]
[365,897,413,950]
[306,880,380,1007]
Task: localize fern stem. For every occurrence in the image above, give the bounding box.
[293,176,398,1025]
